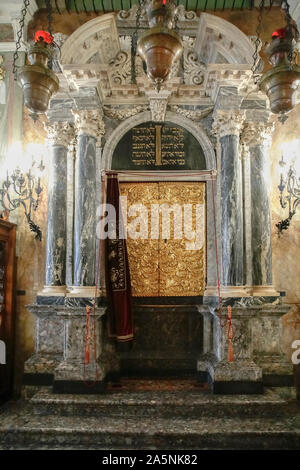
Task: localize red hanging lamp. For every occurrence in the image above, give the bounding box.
[13,1,59,119]
[258,1,300,118]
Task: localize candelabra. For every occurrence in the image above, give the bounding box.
[0,160,45,240]
[276,153,300,234]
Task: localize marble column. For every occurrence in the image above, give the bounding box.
[40,122,74,297]
[66,138,76,287]
[68,109,105,299]
[242,121,278,297]
[212,110,247,297]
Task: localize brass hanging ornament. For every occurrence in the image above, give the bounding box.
[19,33,59,117]
[259,27,300,115]
[137,0,182,92]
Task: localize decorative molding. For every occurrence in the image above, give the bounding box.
[241,121,275,147]
[72,109,105,144]
[45,121,75,147]
[103,105,147,120]
[171,105,213,122]
[212,110,245,138]
[182,36,206,85]
[175,5,198,23]
[109,50,131,86]
[149,95,169,122]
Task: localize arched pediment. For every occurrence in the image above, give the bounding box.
[196,13,256,65]
[102,111,216,171]
[60,13,120,65]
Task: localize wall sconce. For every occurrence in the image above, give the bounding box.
[276,139,300,234]
[0,143,45,240]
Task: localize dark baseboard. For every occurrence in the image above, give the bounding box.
[208,372,264,394]
[120,369,197,379]
[53,380,107,394]
[23,373,54,386]
[263,374,295,387]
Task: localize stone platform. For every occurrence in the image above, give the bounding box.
[0,385,299,450]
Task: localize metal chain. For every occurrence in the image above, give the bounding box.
[12,0,30,79]
[131,0,144,84]
[281,0,299,63]
[252,0,265,79]
[45,0,53,36]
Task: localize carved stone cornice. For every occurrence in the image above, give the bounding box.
[212,110,245,139]
[72,109,105,145]
[241,121,275,148]
[171,105,213,122]
[45,121,75,147]
[103,105,147,121]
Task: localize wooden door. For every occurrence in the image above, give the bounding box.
[0,220,16,402]
[119,182,206,297]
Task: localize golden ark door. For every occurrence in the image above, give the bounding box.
[119,182,206,297]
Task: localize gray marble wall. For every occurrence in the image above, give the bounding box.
[250,145,272,286]
[220,135,243,286]
[73,135,97,286]
[45,145,68,286]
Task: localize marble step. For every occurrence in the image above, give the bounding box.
[29,387,300,419]
[0,406,299,450]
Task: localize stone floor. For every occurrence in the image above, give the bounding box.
[0,384,299,450]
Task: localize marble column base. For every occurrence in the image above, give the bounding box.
[52,306,109,393]
[38,285,66,296]
[252,303,293,386]
[24,305,65,386]
[66,286,100,297]
[206,358,263,394]
[220,286,252,298]
[53,361,107,394]
[204,286,252,297]
[24,353,62,386]
[252,285,280,297]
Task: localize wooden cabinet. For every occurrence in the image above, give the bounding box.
[0,220,16,402]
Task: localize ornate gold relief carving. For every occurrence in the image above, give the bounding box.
[119,182,206,297]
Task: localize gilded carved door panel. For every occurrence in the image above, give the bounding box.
[119,182,159,296]
[119,182,206,297]
[158,182,206,296]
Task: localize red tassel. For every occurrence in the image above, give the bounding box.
[85,306,91,365]
[227,306,234,363]
[228,339,234,363]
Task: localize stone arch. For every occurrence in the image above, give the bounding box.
[60,13,120,65]
[102,111,216,171]
[196,13,256,65]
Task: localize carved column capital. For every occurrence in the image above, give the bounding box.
[212,110,245,139]
[45,121,75,147]
[241,121,274,148]
[72,109,105,146]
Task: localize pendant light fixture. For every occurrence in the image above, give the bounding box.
[137,0,183,92]
[13,0,59,120]
[256,1,300,120]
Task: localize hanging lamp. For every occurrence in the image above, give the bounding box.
[13,1,59,119]
[137,0,183,92]
[258,1,300,118]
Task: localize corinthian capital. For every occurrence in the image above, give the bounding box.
[212,110,245,139]
[72,109,105,145]
[241,121,274,148]
[45,121,75,147]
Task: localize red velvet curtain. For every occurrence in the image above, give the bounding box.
[105,173,134,342]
